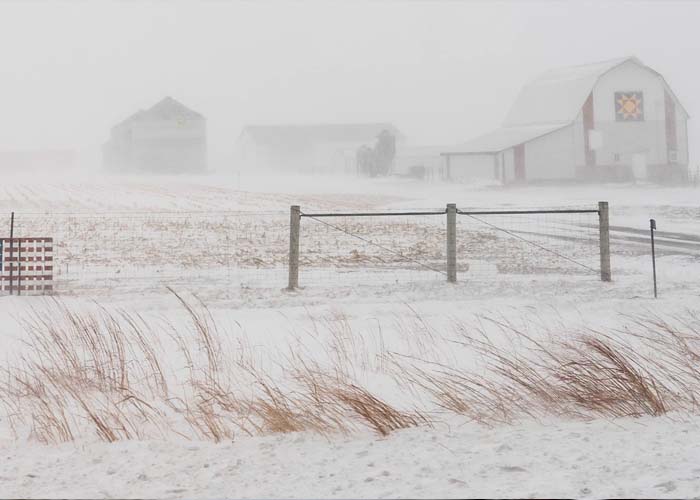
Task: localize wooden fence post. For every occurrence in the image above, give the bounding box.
[287,205,301,290]
[446,203,457,283]
[598,201,611,282]
[8,212,14,295]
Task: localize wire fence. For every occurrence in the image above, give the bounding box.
[8,211,289,296]
[294,204,607,289]
[1,203,608,297]
[455,210,600,278]
[299,211,448,286]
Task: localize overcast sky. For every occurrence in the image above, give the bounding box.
[0,0,697,169]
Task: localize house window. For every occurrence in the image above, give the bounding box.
[615,91,644,121]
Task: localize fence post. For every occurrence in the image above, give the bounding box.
[17,237,21,296]
[287,205,301,290]
[8,212,14,295]
[650,219,657,298]
[598,201,611,282]
[446,203,457,283]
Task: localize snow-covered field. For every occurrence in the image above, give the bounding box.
[1,172,700,498]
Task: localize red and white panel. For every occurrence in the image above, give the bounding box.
[1,237,54,295]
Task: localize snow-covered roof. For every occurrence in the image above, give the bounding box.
[442,124,567,155]
[503,57,637,127]
[446,56,688,155]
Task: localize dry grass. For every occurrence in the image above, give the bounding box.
[2,299,700,444]
[402,313,698,423]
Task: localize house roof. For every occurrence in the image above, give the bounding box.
[446,56,688,155]
[240,123,402,147]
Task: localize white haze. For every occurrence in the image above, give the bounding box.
[0,0,697,170]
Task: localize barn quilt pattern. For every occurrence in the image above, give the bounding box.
[615,91,644,121]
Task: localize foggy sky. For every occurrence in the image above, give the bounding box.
[0,0,697,170]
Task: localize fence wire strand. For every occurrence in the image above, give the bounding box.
[3,205,604,296]
[460,213,599,274]
[301,213,448,277]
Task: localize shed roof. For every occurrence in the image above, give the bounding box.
[442,124,568,155]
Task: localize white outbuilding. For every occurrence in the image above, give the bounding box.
[442,57,689,183]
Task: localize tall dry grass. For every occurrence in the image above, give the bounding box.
[2,297,700,444]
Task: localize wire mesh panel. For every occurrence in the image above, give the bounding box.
[10,211,289,296]
[299,211,447,286]
[455,210,601,280]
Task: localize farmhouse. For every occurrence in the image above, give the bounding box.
[235,123,404,174]
[103,97,207,173]
[442,57,689,183]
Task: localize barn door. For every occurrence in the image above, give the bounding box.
[514,144,526,181]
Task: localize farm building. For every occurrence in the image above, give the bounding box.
[103,97,207,173]
[442,57,689,184]
[235,123,404,174]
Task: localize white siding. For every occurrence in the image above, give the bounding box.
[592,60,667,167]
[523,125,576,180]
[571,111,586,167]
[448,154,498,182]
[677,116,689,165]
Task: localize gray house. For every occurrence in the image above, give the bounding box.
[103,97,207,173]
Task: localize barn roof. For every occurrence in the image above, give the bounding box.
[446,56,688,155]
[503,56,639,127]
[240,123,403,147]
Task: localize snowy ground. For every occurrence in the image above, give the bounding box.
[6,417,700,499]
[1,172,700,498]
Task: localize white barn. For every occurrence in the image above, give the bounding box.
[103,97,207,173]
[443,57,689,183]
